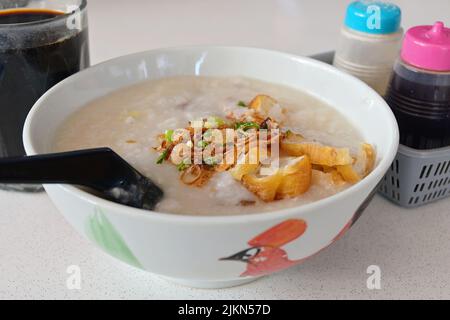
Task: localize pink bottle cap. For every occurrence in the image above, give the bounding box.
[401,21,450,72]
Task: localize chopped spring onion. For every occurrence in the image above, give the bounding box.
[235,122,260,131]
[177,160,190,171]
[156,150,169,164]
[203,129,213,139]
[164,129,174,143]
[204,157,219,166]
[237,101,248,107]
[204,116,225,129]
[197,140,210,148]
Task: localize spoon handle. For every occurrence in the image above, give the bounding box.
[0,148,164,210]
[0,148,120,187]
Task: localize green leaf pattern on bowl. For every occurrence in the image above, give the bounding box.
[86,208,142,268]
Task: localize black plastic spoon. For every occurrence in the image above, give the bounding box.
[0,148,164,210]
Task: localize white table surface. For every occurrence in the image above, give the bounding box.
[1,0,450,300]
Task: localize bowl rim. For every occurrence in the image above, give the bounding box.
[23,45,399,225]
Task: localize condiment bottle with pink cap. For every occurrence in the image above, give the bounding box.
[386,21,450,150]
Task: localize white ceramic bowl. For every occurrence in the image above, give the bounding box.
[23,46,399,288]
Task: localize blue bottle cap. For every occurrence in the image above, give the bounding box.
[345,1,402,35]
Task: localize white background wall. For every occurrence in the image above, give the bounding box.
[88,0,450,63]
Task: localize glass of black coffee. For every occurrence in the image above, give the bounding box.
[0,0,89,191]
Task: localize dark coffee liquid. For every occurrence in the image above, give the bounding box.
[386,65,450,150]
[0,10,90,157]
[0,10,61,23]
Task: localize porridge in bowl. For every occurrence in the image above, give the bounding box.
[54,76,375,216]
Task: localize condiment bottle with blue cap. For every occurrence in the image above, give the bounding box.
[333,1,403,95]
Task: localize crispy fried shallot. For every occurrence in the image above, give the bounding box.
[154,94,376,202]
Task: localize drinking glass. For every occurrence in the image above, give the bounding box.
[0,0,89,191]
